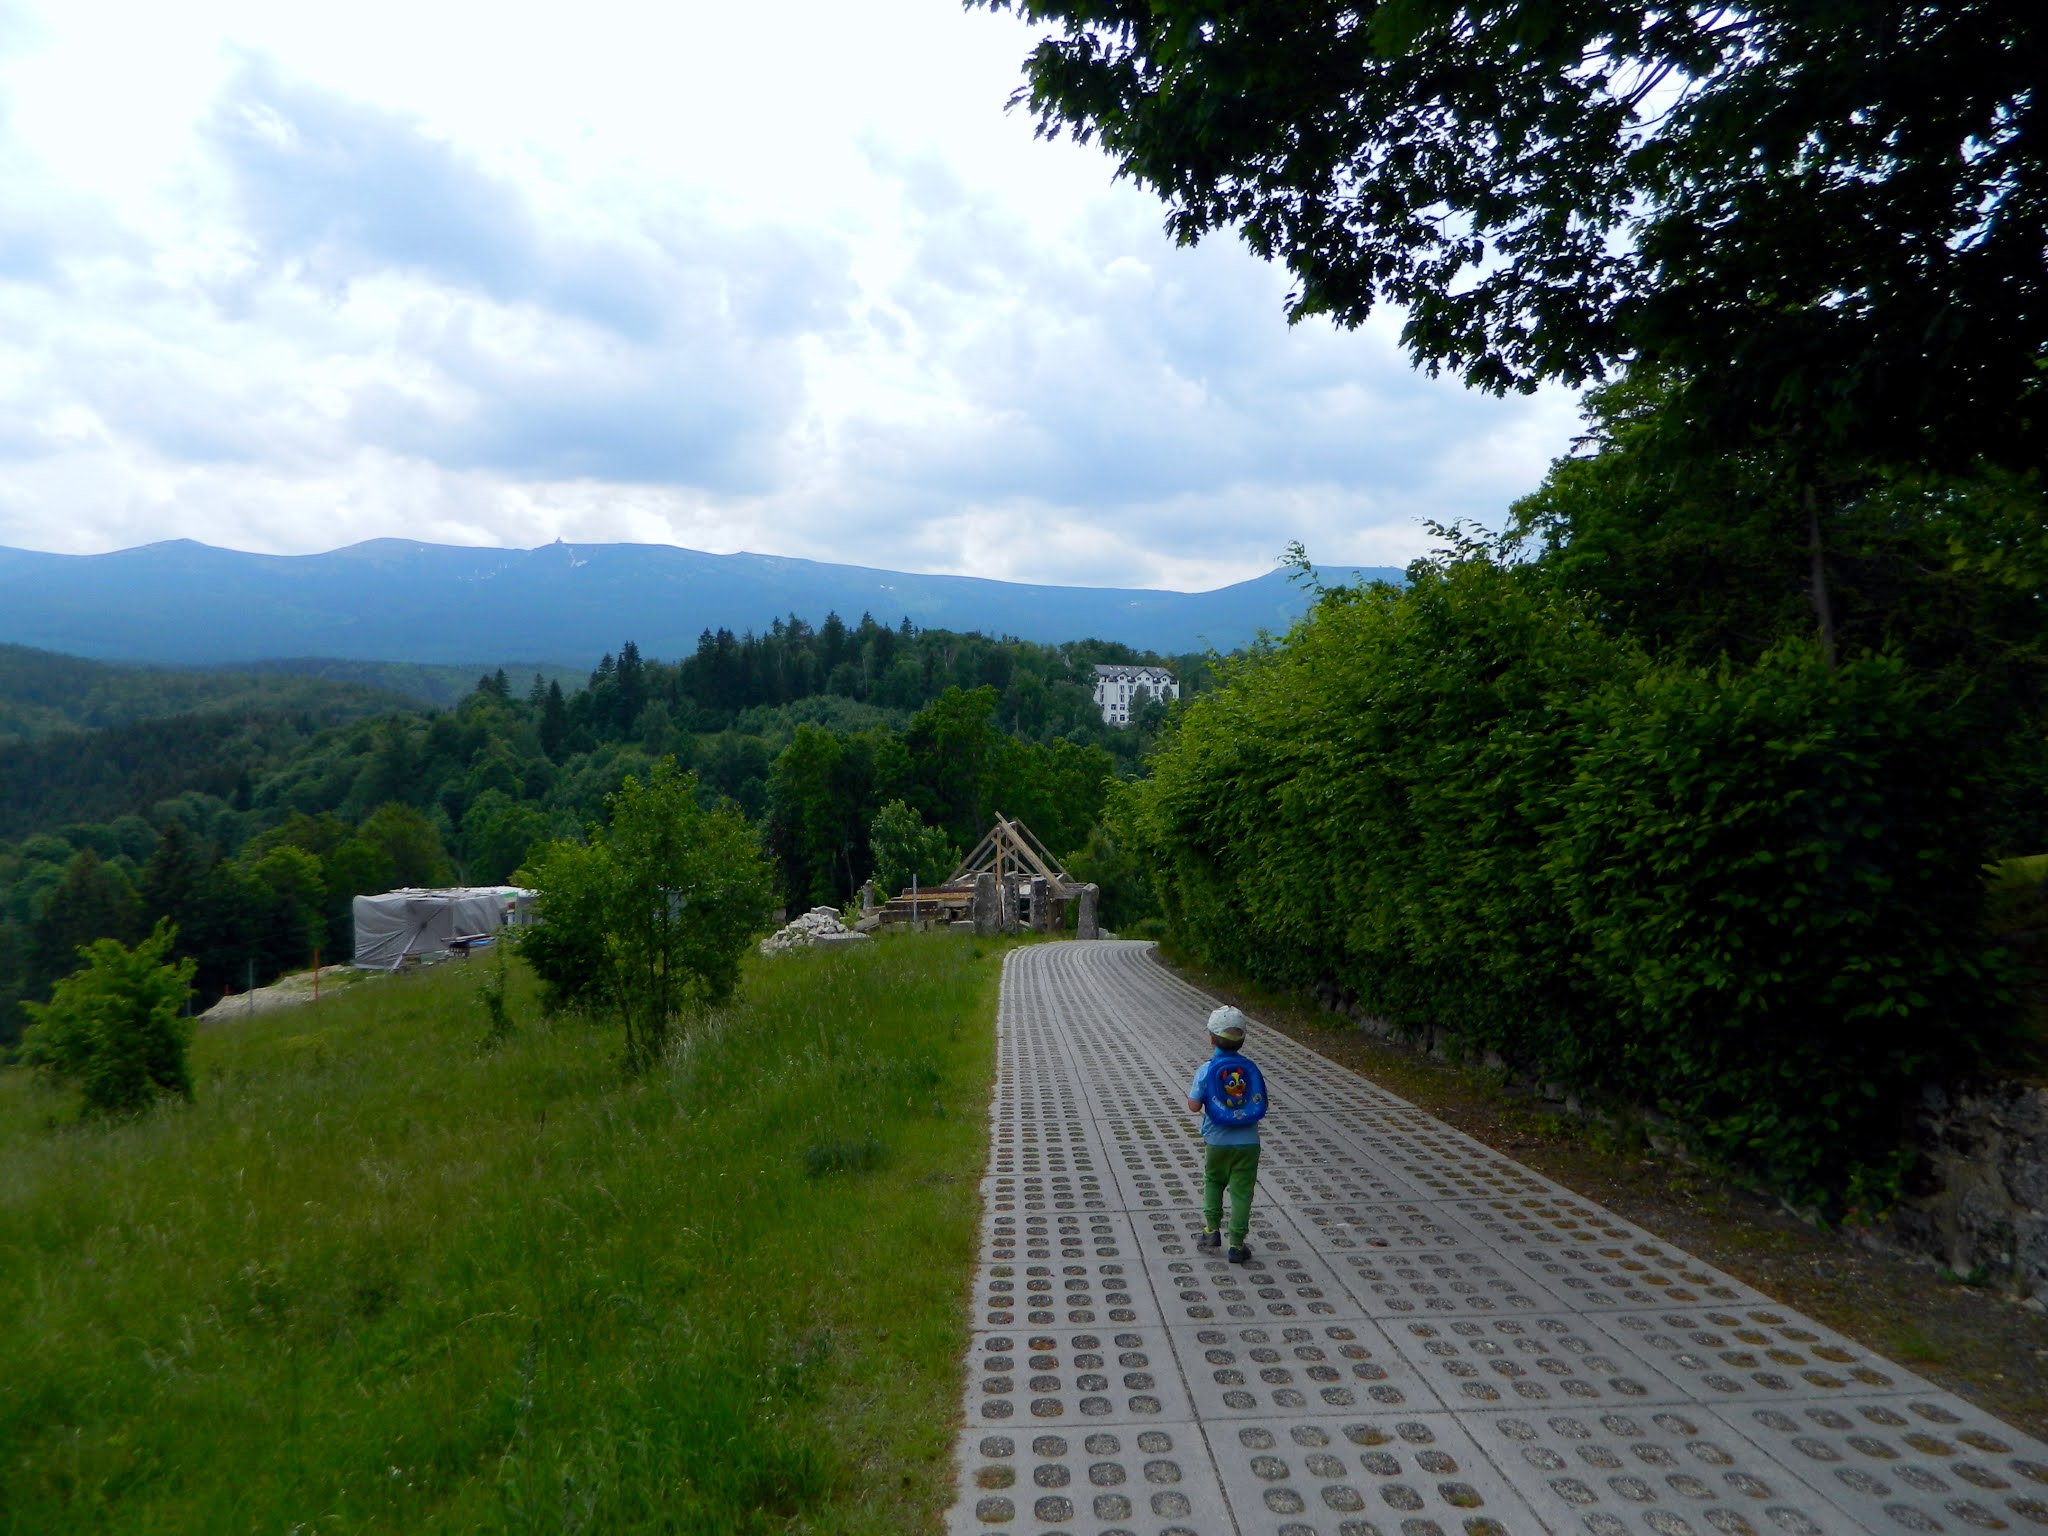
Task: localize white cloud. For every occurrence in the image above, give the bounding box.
[0,0,1581,589]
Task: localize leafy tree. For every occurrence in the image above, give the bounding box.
[245,846,328,974]
[765,725,903,907]
[459,789,552,886]
[354,717,420,808]
[1063,819,1158,931]
[641,700,684,760]
[20,921,197,1117]
[515,838,613,1017]
[29,850,143,993]
[905,687,1003,844]
[139,822,206,936]
[0,918,29,1049]
[356,802,453,888]
[973,0,2047,477]
[523,760,772,1072]
[869,799,956,897]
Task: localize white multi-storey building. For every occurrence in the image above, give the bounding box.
[1092,664,1178,727]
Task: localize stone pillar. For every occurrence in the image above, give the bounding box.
[1076,883,1100,940]
[859,879,877,917]
[1001,879,1022,937]
[1029,876,1050,933]
[973,872,1001,937]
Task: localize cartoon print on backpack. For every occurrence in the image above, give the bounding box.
[1204,1055,1266,1128]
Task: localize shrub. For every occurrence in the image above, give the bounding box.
[522,759,774,1072]
[1122,560,2012,1210]
[20,920,198,1117]
[1546,642,2005,1201]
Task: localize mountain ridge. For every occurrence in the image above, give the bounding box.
[0,538,1403,665]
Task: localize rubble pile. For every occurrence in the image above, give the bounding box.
[759,906,869,956]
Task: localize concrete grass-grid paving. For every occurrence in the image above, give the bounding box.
[946,943,2048,1536]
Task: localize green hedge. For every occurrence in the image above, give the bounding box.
[1121,561,2010,1209]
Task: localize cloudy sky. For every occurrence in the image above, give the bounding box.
[0,0,1580,590]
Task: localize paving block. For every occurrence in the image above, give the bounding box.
[1462,1401,1858,1536]
[1256,1160,1427,1208]
[962,1326,1198,1427]
[1490,1241,1760,1313]
[1596,1307,1934,1403]
[1206,1410,1548,1536]
[1383,1312,1685,1411]
[974,1241,1166,1331]
[981,1172,1120,1218]
[948,1419,1236,1534]
[1716,1394,2048,1535]
[1134,1206,1309,1267]
[1143,1245,1370,1329]
[1281,1201,1488,1254]
[1326,1246,1571,1320]
[1170,1320,1445,1418]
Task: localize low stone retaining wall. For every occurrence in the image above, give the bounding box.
[1872,1080,2048,1301]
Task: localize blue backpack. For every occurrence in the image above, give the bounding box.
[1203,1054,1267,1127]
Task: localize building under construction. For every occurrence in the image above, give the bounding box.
[859,812,1101,937]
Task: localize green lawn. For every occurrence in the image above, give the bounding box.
[0,935,1000,1533]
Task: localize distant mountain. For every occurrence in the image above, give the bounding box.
[0,539,1403,666]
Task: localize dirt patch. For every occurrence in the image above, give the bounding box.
[1156,948,2048,1441]
[196,965,367,1024]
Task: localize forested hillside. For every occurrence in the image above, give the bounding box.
[0,612,1195,1045]
[0,645,420,742]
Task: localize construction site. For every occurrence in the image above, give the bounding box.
[857,812,1103,939]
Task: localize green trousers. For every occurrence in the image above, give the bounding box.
[1202,1143,1262,1245]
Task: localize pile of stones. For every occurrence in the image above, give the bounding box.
[759,906,871,956]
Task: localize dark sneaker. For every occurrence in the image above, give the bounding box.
[1196,1229,1221,1251]
[1228,1245,1251,1264]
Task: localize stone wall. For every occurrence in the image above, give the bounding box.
[1872,1081,2048,1299]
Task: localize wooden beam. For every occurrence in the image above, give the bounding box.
[949,825,999,883]
[998,815,1064,887]
[1012,819,1071,883]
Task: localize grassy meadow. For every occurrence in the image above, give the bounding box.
[0,934,1001,1533]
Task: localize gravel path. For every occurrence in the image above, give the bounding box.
[947,940,2048,1536]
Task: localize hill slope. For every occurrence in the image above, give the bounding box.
[0,644,424,742]
[0,539,1401,664]
[0,940,997,1532]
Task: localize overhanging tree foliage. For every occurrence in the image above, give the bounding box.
[971,0,2046,475]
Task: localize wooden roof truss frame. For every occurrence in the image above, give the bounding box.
[948,812,1077,898]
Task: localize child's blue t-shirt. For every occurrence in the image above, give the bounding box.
[1189,1048,1263,1146]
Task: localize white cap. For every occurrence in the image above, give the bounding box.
[1206,1005,1247,1042]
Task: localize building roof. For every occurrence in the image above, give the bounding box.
[1092,663,1175,681]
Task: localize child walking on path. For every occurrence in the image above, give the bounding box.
[1186,1005,1266,1264]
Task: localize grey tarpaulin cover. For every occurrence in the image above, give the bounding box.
[351,886,536,970]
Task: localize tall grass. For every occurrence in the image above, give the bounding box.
[0,934,999,1533]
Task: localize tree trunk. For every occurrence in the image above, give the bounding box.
[1806,484,1837,669]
